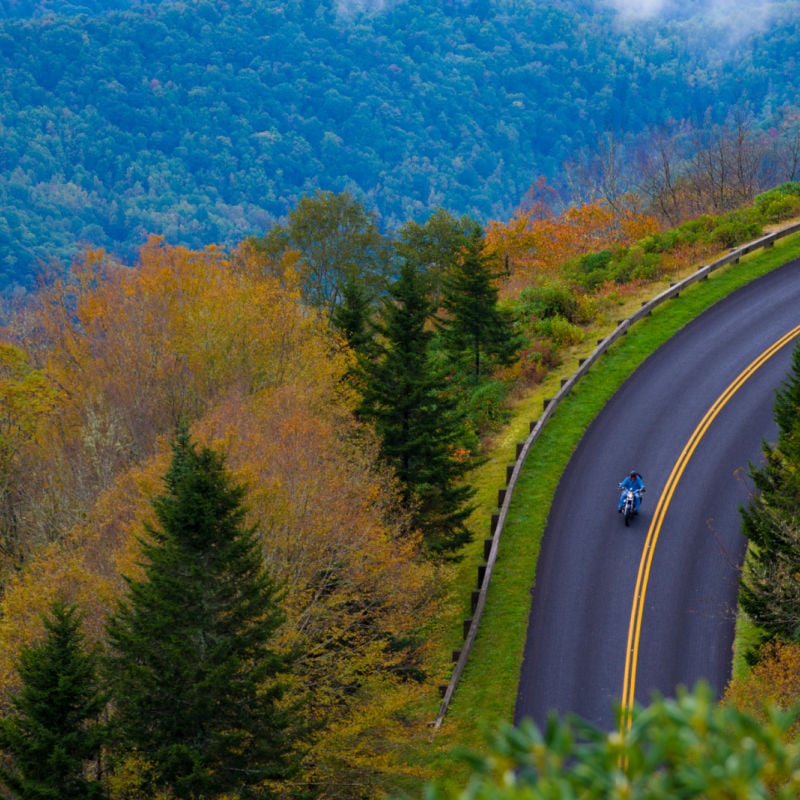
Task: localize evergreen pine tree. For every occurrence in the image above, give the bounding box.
[437,225,520,383]
[739,341,800,655]
[0,600,107,800]
[773,341,800,458]
[739,448,800,646]
[357,262,476,557]
[331,276,376,358]
[105,428,301,799]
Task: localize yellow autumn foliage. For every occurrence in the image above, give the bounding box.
[724,639,800,739]
[0,240,440,798]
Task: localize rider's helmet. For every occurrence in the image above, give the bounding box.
[630,471,637,478]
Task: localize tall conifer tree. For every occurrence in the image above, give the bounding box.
[331,276,376,359]
[437,224,520,383]
[105,428,301,799]
[358,262,476,557]
[773,341,800,456]
[740,342,800,655]
[0,600,107,800]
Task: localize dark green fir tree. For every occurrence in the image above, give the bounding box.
[357,261,476,557]
[739,341,800,657]
[0,600,107,800]
[437,224,521,383]
[772,340,800,457]
[331,275,377,359]
[105,428,303,799]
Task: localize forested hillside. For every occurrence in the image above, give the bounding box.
[1,0,799,287]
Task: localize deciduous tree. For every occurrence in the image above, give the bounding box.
[0,343,60,568]
[724,639,800,739]
[0,240,440,799]
[687,109,769,214]
[257,190,391,318]
[395,208,479,304]
[485,199,658,291]
[15,240,329,550]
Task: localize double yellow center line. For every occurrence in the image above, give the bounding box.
[619,324,800,732]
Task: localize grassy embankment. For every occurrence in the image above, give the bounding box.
[424,227,800,784]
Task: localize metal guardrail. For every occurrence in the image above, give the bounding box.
[432,220,800,730]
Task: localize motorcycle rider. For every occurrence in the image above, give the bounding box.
[618,470,645,513]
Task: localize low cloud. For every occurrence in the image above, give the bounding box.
[336,0,781,42]
[601,0,672,19]
[334,0,400,16]
[705,0,773,31]
[600,0,776,31]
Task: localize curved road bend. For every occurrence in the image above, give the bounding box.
[513,257,800,732]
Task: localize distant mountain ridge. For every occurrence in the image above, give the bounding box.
[0,0,797,288]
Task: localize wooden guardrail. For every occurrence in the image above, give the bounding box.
[432,220,800,730]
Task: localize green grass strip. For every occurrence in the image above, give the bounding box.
[431,232,800,775]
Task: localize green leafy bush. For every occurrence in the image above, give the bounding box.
[532,315,585,347]
[758,194,800,223]
[423,683,800,800]
[519,341,562,382]
[516,283,582,323]
[464,378,512,431]
[711,210,763,248]
[609,246,663,283]
[754,182,800,223]
[567,250,614,290]
[642,214,717,253]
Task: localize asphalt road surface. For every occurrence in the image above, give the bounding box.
[514,257,800,732]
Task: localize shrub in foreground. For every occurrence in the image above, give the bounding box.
[423,683,800,799]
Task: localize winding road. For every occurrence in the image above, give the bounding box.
[513,256,800,732]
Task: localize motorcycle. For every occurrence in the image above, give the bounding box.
[619,485,645,526]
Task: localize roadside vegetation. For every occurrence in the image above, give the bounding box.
[428,220,800,789]
[425,682,800,799]
[422,289,800,795]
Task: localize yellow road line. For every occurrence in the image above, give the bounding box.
[619,324,800,733]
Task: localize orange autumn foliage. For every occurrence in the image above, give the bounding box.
[485,199,659,294]
[196,389,438,798]
[0,343,63,567]
[0,390,437,795]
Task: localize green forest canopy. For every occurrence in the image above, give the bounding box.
[0,0,798,287]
